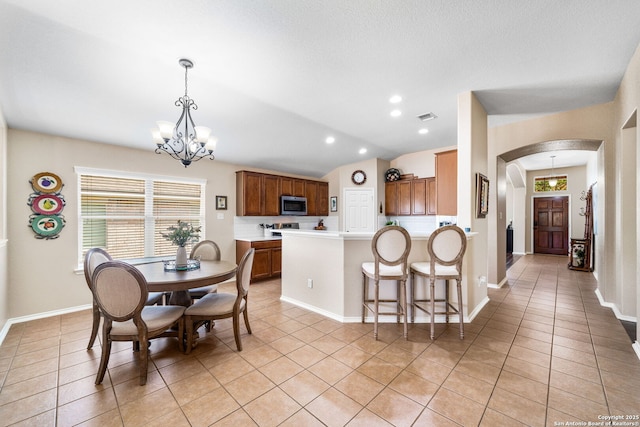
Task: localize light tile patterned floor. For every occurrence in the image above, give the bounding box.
[1,254,639,426]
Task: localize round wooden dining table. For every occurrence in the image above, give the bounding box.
[135,260,237,306]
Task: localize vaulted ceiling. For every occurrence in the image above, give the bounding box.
[1,1,639,177]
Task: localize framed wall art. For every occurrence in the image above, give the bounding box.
[476,173,489,218]
[215,195,227,210]
[330,196,337,212]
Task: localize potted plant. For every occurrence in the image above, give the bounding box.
[161,220,201,267]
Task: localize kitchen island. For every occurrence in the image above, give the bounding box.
[280,229,488,324]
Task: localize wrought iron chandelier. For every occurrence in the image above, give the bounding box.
[151,59,216,167]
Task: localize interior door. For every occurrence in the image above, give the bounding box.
[534,196,569,255]
[344,188,375,232]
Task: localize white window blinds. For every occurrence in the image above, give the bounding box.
[77,168,205,264]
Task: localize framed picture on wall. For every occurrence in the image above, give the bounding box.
[215,195,227,210]
[330,196,337,212]
[476,173,489,218]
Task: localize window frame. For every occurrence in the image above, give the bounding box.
[75,167,206,266]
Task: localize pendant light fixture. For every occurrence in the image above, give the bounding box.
[548,155,558,188]
[151,59,217,167]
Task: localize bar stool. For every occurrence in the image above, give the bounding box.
[410,225,467,339]
[362,225,411,340]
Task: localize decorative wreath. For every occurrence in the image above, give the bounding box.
[384,168,401,182]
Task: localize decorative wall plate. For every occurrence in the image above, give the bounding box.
[31,172,63,193]
[385,168,401,182]
[31,194,65,215]
[30,214,65,238]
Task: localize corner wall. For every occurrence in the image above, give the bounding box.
[0,106,7,331]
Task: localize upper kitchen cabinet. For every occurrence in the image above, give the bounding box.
[411,177,437,216]
[386,177,435,216]
[236,170,329,217]
[385,180,411,216]
[435,149,457,215]
[236,171,279,216]
[281,177,306,197]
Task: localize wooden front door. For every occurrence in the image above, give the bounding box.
[534,196,569,255]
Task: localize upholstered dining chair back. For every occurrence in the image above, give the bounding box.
[92,261,147,322]
[371,225,412,275]
[236,246,255,298]
[428,225,467,274]
[190,240,221,261]
[83,248,113,349]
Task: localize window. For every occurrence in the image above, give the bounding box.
[76,167,206,264]
[534,175,567,192]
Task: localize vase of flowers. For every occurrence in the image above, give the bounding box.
[161,221,201,267]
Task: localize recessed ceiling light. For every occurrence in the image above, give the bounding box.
[325,136,335,144]
[389,95,402,104]
[359,148,367,154]
[390,109,402,117]
[418,128,429,135]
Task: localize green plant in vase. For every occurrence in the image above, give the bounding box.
[161,221,201,267]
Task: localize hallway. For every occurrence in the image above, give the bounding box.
[0,254,638,426]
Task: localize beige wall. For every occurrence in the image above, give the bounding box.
[0,107,7,330]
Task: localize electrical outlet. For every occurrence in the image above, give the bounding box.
[307,279,313,289]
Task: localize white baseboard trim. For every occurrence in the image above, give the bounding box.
[0,304,92,346]
[633,341,640,360]
[488,277,508,289]
[594,289,638,323]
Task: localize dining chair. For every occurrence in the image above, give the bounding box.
[188,240,222,300]
[84,248,165,350]
[184,248,255,353]
[361,225,412,340]
[410,225,467,340]
[91,260,185,385]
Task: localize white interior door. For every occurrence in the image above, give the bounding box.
[344,188,375,232]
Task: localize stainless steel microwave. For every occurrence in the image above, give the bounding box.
[280,196,307,215]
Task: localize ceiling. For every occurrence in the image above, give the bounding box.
[1,1,639,178]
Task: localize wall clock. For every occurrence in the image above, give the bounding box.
[351,170,366,185]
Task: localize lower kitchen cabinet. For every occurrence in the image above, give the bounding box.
[236,239,282,282]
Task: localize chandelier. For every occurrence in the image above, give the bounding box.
[151,59,217,167]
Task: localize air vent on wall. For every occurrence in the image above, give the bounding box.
[417,112,438,121]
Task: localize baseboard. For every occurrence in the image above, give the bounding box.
[594,289,637,323]
[633,341,640,361]
[0,304,92,346]
[488,277,508,289]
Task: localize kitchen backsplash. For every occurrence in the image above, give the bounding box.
[234,216,338,239]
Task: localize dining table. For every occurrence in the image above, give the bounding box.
[135,259,237,307]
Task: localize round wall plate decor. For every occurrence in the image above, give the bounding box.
[31,194,65,215]
[31,214,65,238]
[385,168,401,182]
[31,172,63,193]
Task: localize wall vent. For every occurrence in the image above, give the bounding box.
[417,112,437,121]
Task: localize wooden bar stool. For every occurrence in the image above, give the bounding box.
[410,225,467,339]
[362,226,411,340]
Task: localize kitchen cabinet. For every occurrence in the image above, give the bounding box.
[385,178,434,216]
[281,177,306,197]
[435,149,457,215]
[305,181,318,216]
[236,239,282,282]
[317,182,329,216]
[236,171,280,216]
[237,170,329,217]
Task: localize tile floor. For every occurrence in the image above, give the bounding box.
[1,254,639,426]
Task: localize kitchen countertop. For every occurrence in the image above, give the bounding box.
[235,235,283,242]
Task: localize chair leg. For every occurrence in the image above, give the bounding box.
[88,304,100,350]
[243,306,252,335]
[401,279,408,339]
[445,279,450,324]
[185,315,194,355]
[95,324,112,385]
[457,279,464,339]
[233,312,243,351]
[430,278,436,340]
[138,336,149,386]
[410,272,415,323]
[177,317,184,353]
[373,279,380,340]
[396,281,401,324]
[362,273,367,323]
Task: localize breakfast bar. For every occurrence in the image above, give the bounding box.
[279,229,488,324]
